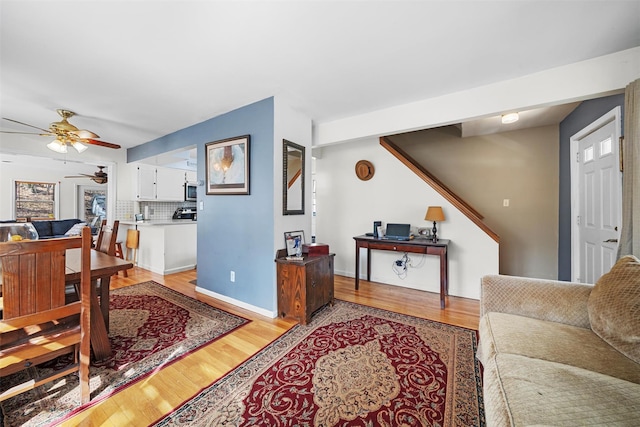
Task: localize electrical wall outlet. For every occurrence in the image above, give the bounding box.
[230,271,235,282]
[503,199,510,207]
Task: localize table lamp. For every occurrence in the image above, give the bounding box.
[425,206,445,242]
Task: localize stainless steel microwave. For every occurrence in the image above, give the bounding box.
[185,182,197,201]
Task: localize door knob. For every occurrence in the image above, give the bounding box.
[603,239,618,243]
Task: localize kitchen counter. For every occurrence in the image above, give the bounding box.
[117,220,197,275]
[118,219,196,226]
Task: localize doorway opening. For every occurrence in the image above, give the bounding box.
[77,185,107,230]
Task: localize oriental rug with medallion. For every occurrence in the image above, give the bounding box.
[0,281,249,427]
[156,300,484,427]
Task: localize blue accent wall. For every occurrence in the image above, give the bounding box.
[128,98,276,311]
[558,94,624,280]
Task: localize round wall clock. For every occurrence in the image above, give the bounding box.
[355,160,375,181]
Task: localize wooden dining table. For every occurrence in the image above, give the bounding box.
[65,248,133,360]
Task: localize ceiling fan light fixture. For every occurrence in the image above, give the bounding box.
[47,139,67,153]
[71,141,88,153]
[501,112,519,124]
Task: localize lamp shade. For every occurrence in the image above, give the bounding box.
[71,141,88,153]
[47,139,68,153]
[425,206,445,222]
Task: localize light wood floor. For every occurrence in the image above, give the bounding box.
[62,267,479,426]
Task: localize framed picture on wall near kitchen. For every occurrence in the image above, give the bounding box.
[205,135,251,195]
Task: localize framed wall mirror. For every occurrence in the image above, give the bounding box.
[283,139,305,215]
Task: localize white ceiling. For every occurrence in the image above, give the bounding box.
[460,102,582,138]
[0,152,102,175]
[1,1,639,154]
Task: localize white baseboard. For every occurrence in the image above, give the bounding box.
[195,286,278,319]
[137,263,162,275]
[335,269,355,278]
[138,263,196,275]
[164,264,196,275]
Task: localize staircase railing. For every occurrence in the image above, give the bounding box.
[380,136,500,243]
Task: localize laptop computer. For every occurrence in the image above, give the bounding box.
[382,223,412,241]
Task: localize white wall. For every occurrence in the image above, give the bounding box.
[314,138,498,300]
[394,125,560,279]
[273,96,313,252]
[315,47,640,146]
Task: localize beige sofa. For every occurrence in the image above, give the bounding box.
[477,255,640,426]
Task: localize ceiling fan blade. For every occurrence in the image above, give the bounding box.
[0,130,54,136]
[2,117,51,133]
[71,129,100,139]
[83,139,121,149]
[64,175,92,178]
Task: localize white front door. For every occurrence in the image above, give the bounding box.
[571,107,622,283]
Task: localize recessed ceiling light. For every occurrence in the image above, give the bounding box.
[501,112,519,124]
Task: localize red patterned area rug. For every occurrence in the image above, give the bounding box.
[0,281,249,427]
[156,300,484,427]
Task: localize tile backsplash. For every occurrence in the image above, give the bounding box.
[116,200,196,221]
[115,200,135,220]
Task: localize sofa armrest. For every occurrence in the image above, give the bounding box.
[480,275,593,328]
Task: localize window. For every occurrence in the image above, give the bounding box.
[600,137,612,156]
[584,146,594,163]
[14,181,58,221]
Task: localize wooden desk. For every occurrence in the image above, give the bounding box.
[353,235,450,309]
[65,248,133,360]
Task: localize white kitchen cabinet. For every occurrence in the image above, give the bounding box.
[186,170,197,183]
[136,164,156,200]
[119,221,197,275]
[155,167,184,201]
[134,164,185,201]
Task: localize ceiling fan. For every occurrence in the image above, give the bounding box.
[1,109,121,153]
[65,166,108,184]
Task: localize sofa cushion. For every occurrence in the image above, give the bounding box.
[31,220,52,238]
[51,218,82,237]
[483,353,640,426]
[478,312,640,384]
[588,255,640,364]
[480,274,592,327]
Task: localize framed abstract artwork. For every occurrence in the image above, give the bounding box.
[205,135,251,195]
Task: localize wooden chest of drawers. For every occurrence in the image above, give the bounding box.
[275,253,335,325]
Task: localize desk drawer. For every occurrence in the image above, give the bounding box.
[367,242,426,253]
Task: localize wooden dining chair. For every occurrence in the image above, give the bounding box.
[0,227,92,404]
[95,219,119,256]
[125,228,140,266]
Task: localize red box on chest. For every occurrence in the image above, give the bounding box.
[302,243,329,256]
